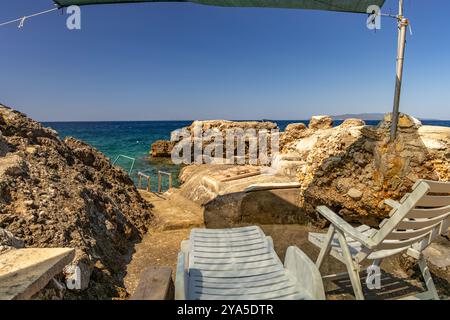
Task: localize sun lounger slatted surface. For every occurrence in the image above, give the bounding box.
[176,226,325,300]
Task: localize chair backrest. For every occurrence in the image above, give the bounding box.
[371,180,450,252]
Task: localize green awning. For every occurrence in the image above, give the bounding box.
[53,0,386,14]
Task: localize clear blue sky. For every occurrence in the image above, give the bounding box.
[0,0,449,121]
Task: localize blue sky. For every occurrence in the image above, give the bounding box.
[0,0,449,121]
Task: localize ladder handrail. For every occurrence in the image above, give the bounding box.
[158,171,173,193]
[112,154,136,175]
[137,171,151,192]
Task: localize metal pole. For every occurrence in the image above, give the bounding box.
[390,0,408,141]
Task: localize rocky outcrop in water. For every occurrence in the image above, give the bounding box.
[150,140,175,158]
[0,104,153,299]
[150,120,279,163]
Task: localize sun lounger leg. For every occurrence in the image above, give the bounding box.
[417,255,440,300]
[316,225,335,269]
[336,229,364,300]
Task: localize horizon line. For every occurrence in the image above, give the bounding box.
[40,118,449,123]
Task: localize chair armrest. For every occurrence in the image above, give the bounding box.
[316,206,377,249]
[384,199,401,210]
[384,199,401,217]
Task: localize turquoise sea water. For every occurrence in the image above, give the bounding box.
[44,120,450,192]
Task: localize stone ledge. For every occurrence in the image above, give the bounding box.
[0,248,75,300]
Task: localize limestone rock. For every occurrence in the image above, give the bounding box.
[347,188,363,201]
[380,113,422,130]
[418,126,450,151]
[150,140,175,157]
[272,112,447,225]
[285,123,307,135]
[154,120,280,164]
[280,123,309,150]
[188,120,278,132]
[0,228,24,253]
[424,242,450,271]
[309,116,333,130]
[340,118,366,128]
[0,154,27,178]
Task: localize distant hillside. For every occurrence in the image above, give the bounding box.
[331,113,385,121]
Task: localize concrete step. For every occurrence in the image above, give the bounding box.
[139,190,204,231]
[0,248,75,300]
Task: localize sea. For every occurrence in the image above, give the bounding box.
[44,120,450,192]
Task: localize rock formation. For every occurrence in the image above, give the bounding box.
[280,113,449,226]
[150,140,175,157]
[150,120,279,163]
[0,227,24,253]
[0,104,153,299]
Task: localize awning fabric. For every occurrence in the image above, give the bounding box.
[53,0,386,14]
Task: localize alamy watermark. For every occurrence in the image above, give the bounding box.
[367,5,382,30]
[64,265,82,290]
[366,264,382,290]
[66,5,81,30]
[64,4,381,31]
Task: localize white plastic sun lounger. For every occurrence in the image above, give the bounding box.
[309,179,450,300]
[175,226,325,300]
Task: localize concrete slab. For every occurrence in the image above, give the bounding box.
[0,248,75,300]
[139,190,204,230]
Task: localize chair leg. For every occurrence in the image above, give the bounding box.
[316,225,335,269]
[417,255,440,300]
[336,230,365,300]
[371,259,382,267]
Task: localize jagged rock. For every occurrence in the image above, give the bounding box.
[380,113,422,130]
[0,132,9,157]
[0,154,27,178]
[0,104,153,299]
[309,116,333,130]
[31,278,66,300]
[0,228,24,252]
[153,120,279,164]
[285,123,307,133]
[280,123,309,150]
[188,120,278,132]
[150,140,175,157]
[340,118,366,128]
[290,114,449,225]
[424,242,450,273]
